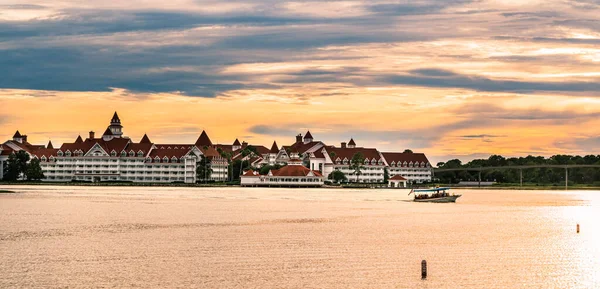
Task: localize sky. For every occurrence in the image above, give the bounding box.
[1,0,600,164]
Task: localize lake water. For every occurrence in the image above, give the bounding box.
[1,186,599,288]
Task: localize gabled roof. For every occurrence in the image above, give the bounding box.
[75,135,83,143]
[13,130,21,138]
[233,139,241,146]
[348,138,356,146]
[103,128,113,136]
[282,141,323,155]
[60,137,130,155]
[269,141,279,153]
[47,140,54,149]
[199,145,220,158]
[390,175,407,181]
[126,142,153,156]
[270,164,323,177]
[242,169,260,177]
[140,134,151,144]
[381,152,430,166]
[304,131,313,140]
[195,130,213,147]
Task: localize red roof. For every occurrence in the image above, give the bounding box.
[13,130,21,138]
[75,135,83,143]
[390,175,407,181]
[325,147,381,162]
[60,137,130,155]
[304,131,313,140]
[47,141,54,149]
[148,148,189,161]
[111,111,121,123]
[348,138,356,146]
[140,134,151,144]
[31,148,59,158]
[233,139,241,146]
[125,142,153,156]
[102,128,113,136]
[155,144,194,149]
[199,145,220,158]
[270,164,323,177]
[0,145,14,156]
[269,141,279,153]
[381,152,430,166]
[195,130,213,147]
[282,141,322,155]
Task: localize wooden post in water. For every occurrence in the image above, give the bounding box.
[565,167,568,191]
[421,260,427,279]
[519,169,523,187]
[478,170,481,188]
[577,224,580,233]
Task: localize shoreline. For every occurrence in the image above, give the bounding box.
[1,182,600,190]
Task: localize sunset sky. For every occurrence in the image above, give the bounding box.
[1,0,600,164]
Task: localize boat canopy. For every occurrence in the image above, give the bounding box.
[413,187,450,193]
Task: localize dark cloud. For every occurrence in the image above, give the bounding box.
[0,4,47,9]
[453,103,600,121]
[460,134,503,138]
[367,0,477,16]
[382,69,600,94]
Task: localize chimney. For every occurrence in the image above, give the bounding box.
[22,135,28,143]
[296,134,302,143]
[341,142,347,148]
[89,131,95,139]
[242,141,248,148]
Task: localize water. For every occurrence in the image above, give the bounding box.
[1,186,599,288]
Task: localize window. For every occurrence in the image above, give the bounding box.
[138,151,144,157]
[41,156,47,162]
[155,156,161,163]
[65,151,71,157]
[111,150,117,157]
[129,151,135,157]
[171,157,178,163]
[57,151,63,156]
[163,156,169,163]
[121,151,127,157]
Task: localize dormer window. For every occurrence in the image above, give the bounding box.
[121,151,127,157]
[41,156,47,162]
[154,156,161,163]
[57,151,63,157]
[49,156,55,162]
[65,150,71,157]
[146,157,151,162]
[163,156,169,163]
[403,161,407,167]
[171,156,178,163]
[137,151,144,157]
[111,150,117,157]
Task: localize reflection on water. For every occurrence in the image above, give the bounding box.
[0,186,598,288]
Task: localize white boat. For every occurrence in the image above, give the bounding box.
[410,187,461,203]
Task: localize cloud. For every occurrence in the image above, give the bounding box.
[459,134,503,138]
[382,69,600,95]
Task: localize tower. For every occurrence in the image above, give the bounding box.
[109,112,123,137]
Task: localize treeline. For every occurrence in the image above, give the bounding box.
[436,155,600,185]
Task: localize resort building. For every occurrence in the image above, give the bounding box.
[0,113,227,183]
[241,158,324,187]
[1,114,432,185]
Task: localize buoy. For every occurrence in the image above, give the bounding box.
[421,260,427,279]
[577,224,580,233]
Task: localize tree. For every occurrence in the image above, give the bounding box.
[403,149,413,153]
[350,152,365,183]
[232,159,250,181]
[25,158,45,181]
[196,157,213,182]
[259,164,282,175]
[383,167,390,183]
[328,170,347,183]
[4,151,30,181]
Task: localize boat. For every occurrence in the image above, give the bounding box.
[409,187,461,203]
